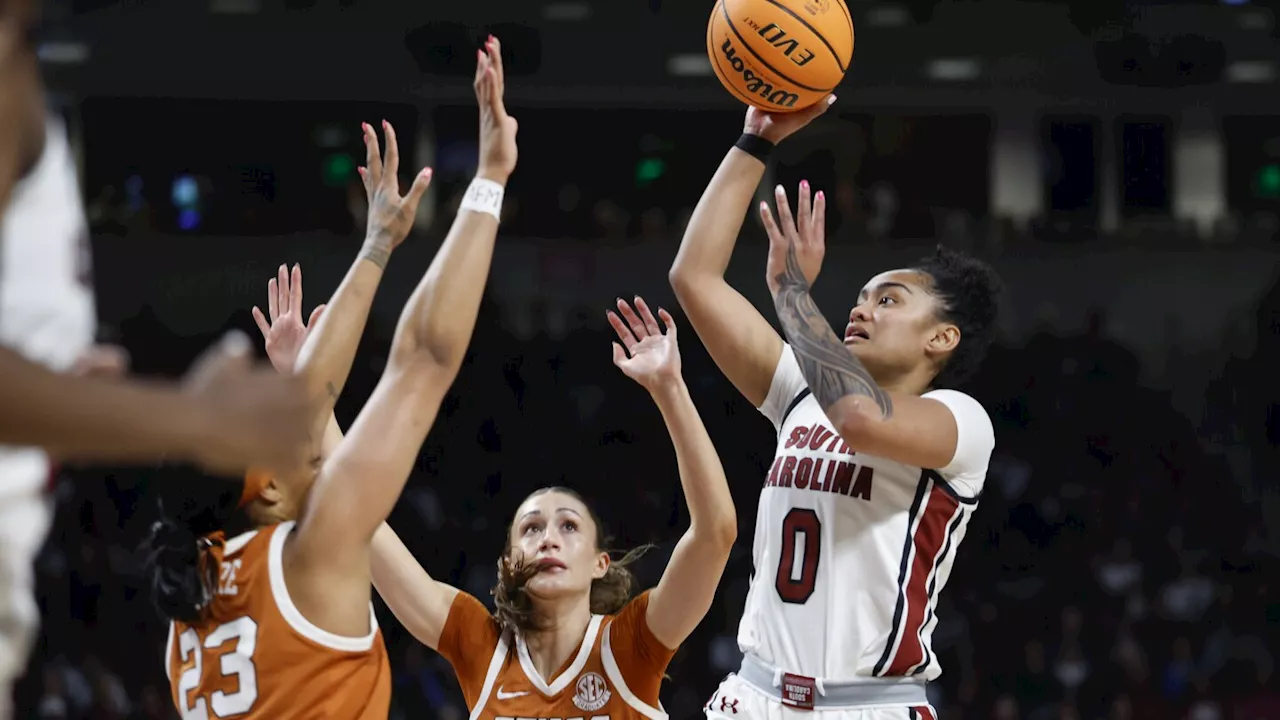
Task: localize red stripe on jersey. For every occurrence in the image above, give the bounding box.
[884,484,959,675]
[911,706,937,720]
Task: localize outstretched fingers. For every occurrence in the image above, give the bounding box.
[251,306,271,338]
[632,296,662,336]
[362,122,382,187]
[656,307,677,340]
[773,185,798,239]
[606,310,638,352]
[615,298,649,341]
[380,120,400,191]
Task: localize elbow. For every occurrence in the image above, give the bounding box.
[390,341,465,379]
[668,265,691,295]
[834,406,879,451]
[695,513,737,552]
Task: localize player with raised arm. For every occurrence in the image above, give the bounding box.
[257,280,738,719]
[671,103,1002,720]
[372,296,735,720]
[142,38,517,719]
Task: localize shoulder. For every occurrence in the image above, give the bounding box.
[758,344,812,429]
[437,591,502,665]
[921,389,994,495]
[604,590,676,670]
[602,591,675,708]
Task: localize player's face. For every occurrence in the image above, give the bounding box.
[842,269,957,378]
[509,491,609,601]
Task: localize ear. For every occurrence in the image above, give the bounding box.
[927,323,961,356]
[592,551,610,581]
[258,476,286,507]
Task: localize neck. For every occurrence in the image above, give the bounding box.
[870,363,935,396]
[521,594,594,681]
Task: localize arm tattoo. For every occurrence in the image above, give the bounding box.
[772,242,893,420]
[359,243,390,269]
[325,381,339,402]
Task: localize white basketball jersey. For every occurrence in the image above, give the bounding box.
[736,345,994,683]
[0,118,95,498]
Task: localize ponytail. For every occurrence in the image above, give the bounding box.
[142,506,219,623]
[139,468,248,622]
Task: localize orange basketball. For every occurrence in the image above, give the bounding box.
[706,0,854,113]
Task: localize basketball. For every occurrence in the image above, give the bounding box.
[706,0,854,112]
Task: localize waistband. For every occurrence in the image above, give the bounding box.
[735,654,929,709]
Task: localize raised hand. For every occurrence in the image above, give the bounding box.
[475,35,518,183]
[744,93,836,144]
[607,296,681,393]
[357,120,433,257]
[762,181,827,294]
[180,331,310,476]
[251,263,326,374]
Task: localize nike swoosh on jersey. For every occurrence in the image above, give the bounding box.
[496,687,529,700]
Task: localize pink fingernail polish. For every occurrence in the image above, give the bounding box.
[801,179,809,190]
[816,190,825,201]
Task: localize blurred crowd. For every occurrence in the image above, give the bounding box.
[12,222,1280,720]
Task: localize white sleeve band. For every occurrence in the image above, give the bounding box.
[458,177,505,221]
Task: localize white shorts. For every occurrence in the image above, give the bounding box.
[704,674,938,720]
[0,490,53,715]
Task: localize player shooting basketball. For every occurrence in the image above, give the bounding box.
[143,38,516,719]
[671,102,1002,720]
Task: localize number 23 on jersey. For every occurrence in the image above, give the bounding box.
[175,617,260,720]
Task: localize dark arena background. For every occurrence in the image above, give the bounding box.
[14,0,1280,718]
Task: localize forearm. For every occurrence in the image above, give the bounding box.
[771,249,892,421]
[389,180,501,371]
[294,241,387,415]
[671,148,766,281]
[0,346,205,460]
[650,380,736,538]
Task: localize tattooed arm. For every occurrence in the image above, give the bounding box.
[761,184,973,471]
[771,246,893,419]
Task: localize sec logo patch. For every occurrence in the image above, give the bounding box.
[572,672,611,712]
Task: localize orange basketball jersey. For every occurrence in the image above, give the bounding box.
[438,590,675,720]
[164,521,391,719]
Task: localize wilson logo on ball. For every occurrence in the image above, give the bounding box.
[717,38,801,109]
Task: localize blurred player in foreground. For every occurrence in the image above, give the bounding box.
[141,38,517,719]
[671,101,1002,720]
[0,3,308,716]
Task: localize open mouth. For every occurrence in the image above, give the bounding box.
[844,325,870,343]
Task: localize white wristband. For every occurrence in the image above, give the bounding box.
[459,177,504,221]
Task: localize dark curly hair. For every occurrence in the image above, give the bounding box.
[139,466,254,623]
[492,486,651,636]
[911,245,1002,388]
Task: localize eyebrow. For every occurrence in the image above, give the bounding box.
[858,281,914,300]
[517,508,584,522]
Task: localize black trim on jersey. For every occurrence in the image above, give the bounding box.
[909,710,920,720]
[779,388,812,431]
[911,507,967,676]
[928,469,981,505]
[873,470,930,676]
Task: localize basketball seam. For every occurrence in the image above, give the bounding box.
[709,2,787,108]
[831,0,854,53]
[760,0,848,74]
[719,0,830,93]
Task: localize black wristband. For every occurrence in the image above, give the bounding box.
[735,133,776,163]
